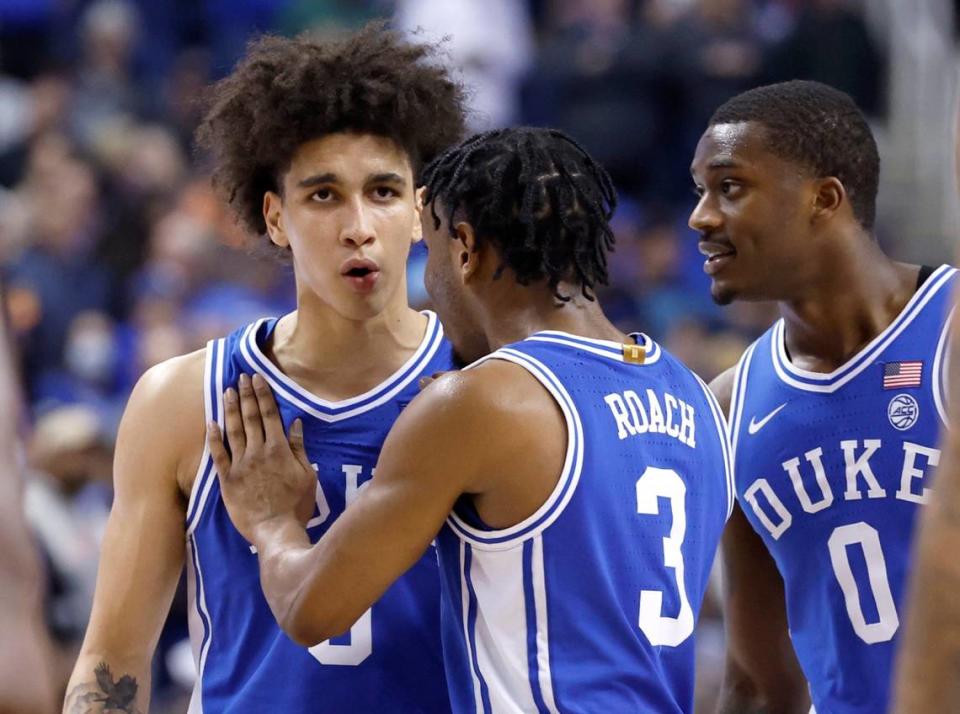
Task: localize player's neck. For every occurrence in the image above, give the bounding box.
[265,292,426,401]
[481,282,625,350]
[779,239,919,372]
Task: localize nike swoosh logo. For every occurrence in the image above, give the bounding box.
[748,403,788,435]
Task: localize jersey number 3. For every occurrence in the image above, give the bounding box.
[636,467,694,647]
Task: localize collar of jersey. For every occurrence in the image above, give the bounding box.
[237,310,444,422]
[525,330,662,364]
[771,264,955,393]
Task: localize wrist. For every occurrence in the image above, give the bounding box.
[251,514,308,556]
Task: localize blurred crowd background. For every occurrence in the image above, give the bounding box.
[2,0,958,711]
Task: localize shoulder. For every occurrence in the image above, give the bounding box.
[391,358,565,485]
[117,348,208,495]
[127,348,207,419]
[709,365,737,419]
[416,358,557,425]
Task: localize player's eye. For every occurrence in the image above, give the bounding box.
[311,188,334,202]
[372,186,400,200]
[720,179,742,197]
[692,184,705,198]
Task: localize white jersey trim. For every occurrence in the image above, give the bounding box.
[446,348,584,551]
[693,372,735,520]
[186,533,212,712]
[530,537,560,712]
[526,330,662,364]
[728,340,758,492]
[933,306,953,428]
[771,265,956,393]
[237,311,443,422]
[186,339,225,535]
[460,541,486,714]
[459,537,559,714]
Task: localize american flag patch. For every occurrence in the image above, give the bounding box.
[883,361,923,389]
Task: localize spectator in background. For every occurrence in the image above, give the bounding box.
[765,0,886,117]
[24,404,112,690]
[523,0,668,196]
[6,135,115,400]
[395,0,534,130]
[664,0,764,197]
[69,0,146,152]
[93,122,188,311]
[276,0,381,37]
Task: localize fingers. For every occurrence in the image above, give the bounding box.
[223,386,246,459]
[237,373,264,449]
[288,418,313,470]
[206,422,232,477]
[418,371,452,391]
[252,373,286,444]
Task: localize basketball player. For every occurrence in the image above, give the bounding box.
[63,26,465,713]
[689,80,955,714]
[207,127,733,713]
[891,116,960,712]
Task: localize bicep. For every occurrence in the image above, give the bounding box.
[79,370,199,663]
[81,476,186,660]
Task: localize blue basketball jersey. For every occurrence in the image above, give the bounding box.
[185,311,453,713]
[729,265,956,714]
[434,331,732,714]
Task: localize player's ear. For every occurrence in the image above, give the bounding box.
[264,191,290,249]
[811,177,845,224]
[411,187,424,244]
[453,221,480,282]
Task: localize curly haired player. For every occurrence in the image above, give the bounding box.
[64,24,465,714]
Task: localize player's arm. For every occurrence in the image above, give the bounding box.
[893,291,960,711]
[0,485,55,714]
[208,369,530,646]
[710,368,810,714]
[64,352,205,714]
[0,304,55,714]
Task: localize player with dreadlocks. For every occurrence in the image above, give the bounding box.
[206,126,732,713]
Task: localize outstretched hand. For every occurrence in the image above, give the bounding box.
[206,372,316,546]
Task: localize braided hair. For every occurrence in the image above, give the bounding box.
[421,127,618,301]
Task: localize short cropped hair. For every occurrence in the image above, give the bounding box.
[710,80,880,230]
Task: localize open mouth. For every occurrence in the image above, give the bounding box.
[340,257,381,292]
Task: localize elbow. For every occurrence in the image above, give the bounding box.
[275,596,353,648]
[719,668,809,714]
[718,677,765,714]
[280,616,339,648]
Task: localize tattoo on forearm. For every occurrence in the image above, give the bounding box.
[64,662,141,713]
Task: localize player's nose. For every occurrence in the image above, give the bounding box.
[688,194,723,235]
[339,198,376,248]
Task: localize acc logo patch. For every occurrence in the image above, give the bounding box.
[888,393,919,431]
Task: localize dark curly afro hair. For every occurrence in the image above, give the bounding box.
[196,21,467,237]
